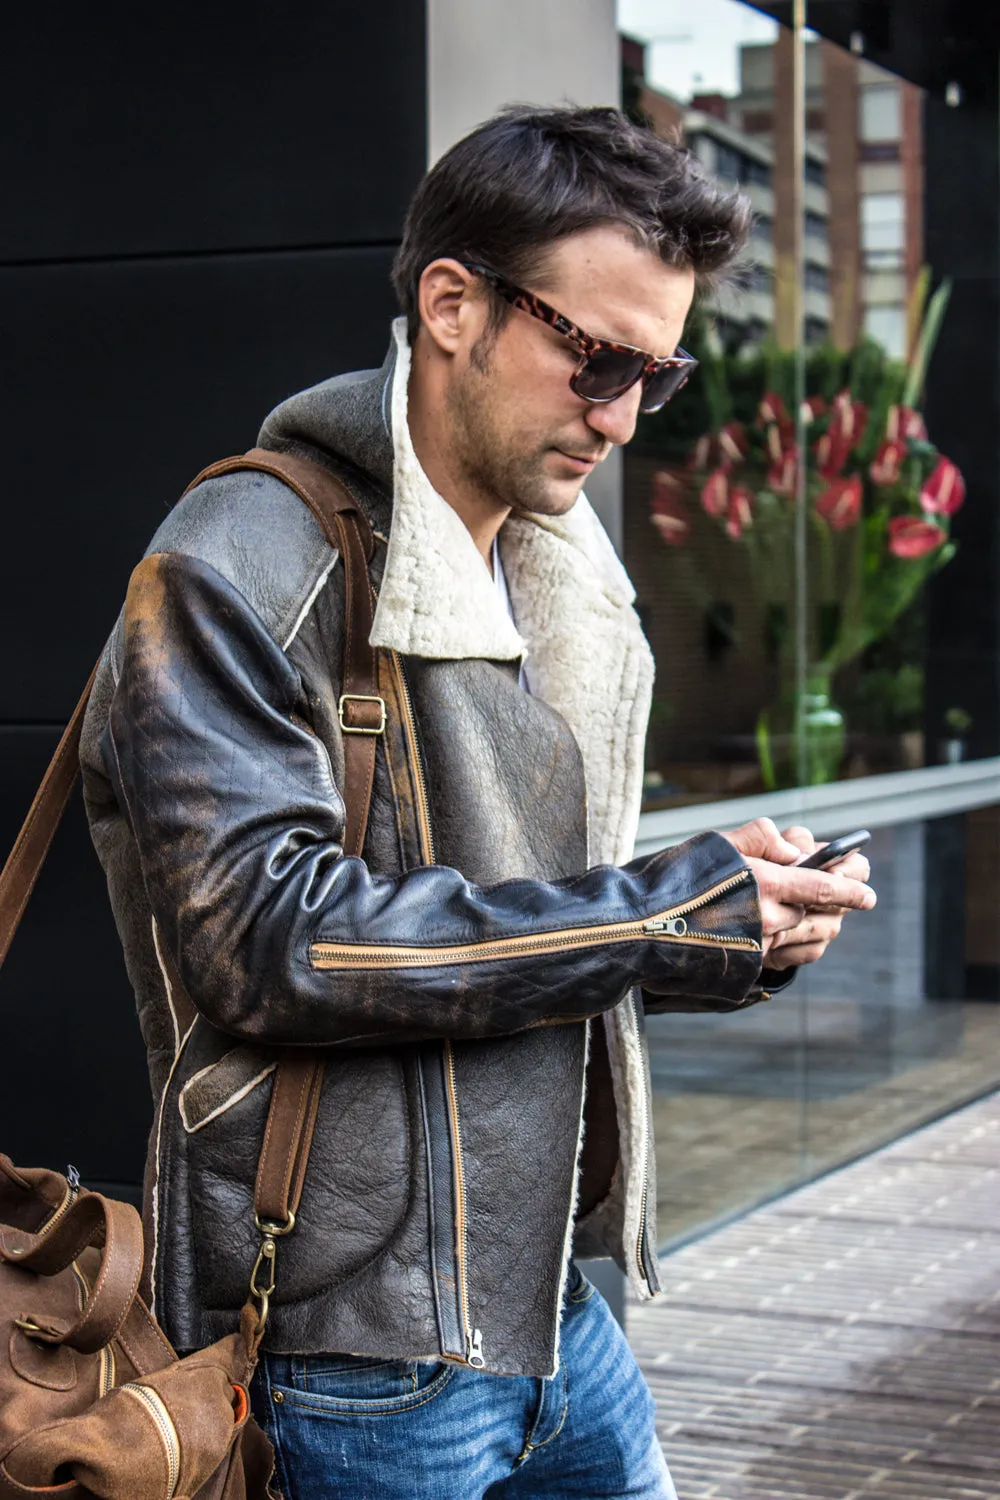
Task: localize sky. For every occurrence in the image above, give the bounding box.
[617,0,779,101]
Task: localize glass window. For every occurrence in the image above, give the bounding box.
[861,191,905,267]
[714,141,741,181]
[860,82,902,141]
[742,155,772,187]
[617,0,1000,1253]
[864,303,907,357]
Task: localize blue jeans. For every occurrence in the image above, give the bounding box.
[251,1267,676,1499]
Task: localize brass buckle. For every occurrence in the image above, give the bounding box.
[337,694,386,735]
[253,1212,296,1236]
[248,1213,296,1334]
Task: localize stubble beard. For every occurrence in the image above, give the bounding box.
[446,369,581,518]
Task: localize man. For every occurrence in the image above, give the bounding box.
[81,106,874,1498]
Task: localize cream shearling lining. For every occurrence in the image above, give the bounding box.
[373,320,657,1297]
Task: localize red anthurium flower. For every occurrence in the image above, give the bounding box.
[650,471,690,546]
[768,450,798,497]
[831,389,868,446]
[920,456,966,516]
[726,487,754,539]
[688,433,715,472]
[816,476,862,530]
[886,404,928,442]
[888,515,945,558]
[718,421,749,463]
[870,440,905,486]
[763,423,783,465]
[817,390,869,478]
[758,391,789,427]
[814,429,850,479]
[701,466,730,518]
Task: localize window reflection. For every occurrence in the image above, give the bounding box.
[617,0,999,1249]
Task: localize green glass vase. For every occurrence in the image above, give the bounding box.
[756,669,846,790]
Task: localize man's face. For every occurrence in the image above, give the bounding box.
[440,225,696,517]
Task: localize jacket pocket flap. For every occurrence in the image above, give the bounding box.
[178,1047,276,1134]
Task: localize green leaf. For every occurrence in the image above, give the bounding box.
[902,278,953,408]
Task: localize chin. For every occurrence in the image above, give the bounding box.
[518,475,586,518]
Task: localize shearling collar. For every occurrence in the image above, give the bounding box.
[260,319,653,864]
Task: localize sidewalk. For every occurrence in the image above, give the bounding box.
[630,1091,1000,1500]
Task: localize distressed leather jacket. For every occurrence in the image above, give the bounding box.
[80,320,769,1378]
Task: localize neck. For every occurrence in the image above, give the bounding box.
[406,336,510,565]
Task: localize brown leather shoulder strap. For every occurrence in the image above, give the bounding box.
[0,670,96,973]
[189,448,388,1248]
[252,1055,326,1229]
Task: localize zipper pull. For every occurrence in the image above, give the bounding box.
[466,1329,485,1368]
[642,916,688,937]
[66,1164,81,1195]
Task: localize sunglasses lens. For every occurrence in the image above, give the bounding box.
[639,360,697,414]
[572,347,647,403]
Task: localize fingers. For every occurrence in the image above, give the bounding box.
[764,861,876,913]
[758,893,806,954]
[772,910,844,951]
[765,911,845,969]
[766,940,829,970]
[781,825,815,856]
[827,850,871,885]
[722,817,805,865]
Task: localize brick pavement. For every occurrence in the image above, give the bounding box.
[630,1091,1000,1499]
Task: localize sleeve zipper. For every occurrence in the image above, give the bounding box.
[310,870,759,969]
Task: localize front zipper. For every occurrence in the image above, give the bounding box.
[443,1040,484,1368]
[311,870,758,970]
[393,656,483,1367]
[120,1383,181,1499]
[71,1262,115,1398]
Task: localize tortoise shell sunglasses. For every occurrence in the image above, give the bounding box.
[461,261,698,414]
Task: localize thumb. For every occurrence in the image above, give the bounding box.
[724,817,804,865]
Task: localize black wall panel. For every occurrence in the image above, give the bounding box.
[4,2,425,262]
[0,246,398,721]
[923,90,1000,763]
[0,729,151,1190]
[0,3,427,1188]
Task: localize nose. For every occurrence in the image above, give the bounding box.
[582,381,644,447]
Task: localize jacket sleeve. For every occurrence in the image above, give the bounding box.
[104,551,766,1047]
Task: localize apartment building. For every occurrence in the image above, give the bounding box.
[735,38,923,356]
[623,34,832,346]
[623,31,922,357]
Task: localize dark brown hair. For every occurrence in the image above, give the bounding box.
[392,105,752,340]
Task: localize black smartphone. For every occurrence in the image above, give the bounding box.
[797,829,871,870]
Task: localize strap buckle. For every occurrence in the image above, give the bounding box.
[248,1212,296,1334]
[338,694,386,735]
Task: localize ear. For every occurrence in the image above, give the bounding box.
[417,259,486,355]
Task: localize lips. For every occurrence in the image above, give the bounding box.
[555,448,603,471]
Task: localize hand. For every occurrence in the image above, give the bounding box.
[720,818,875,969]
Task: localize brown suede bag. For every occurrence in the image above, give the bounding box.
[0,1159,274,1498]
[0,452,383,1499]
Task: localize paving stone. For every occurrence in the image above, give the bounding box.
[630,1092,1000,1500]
